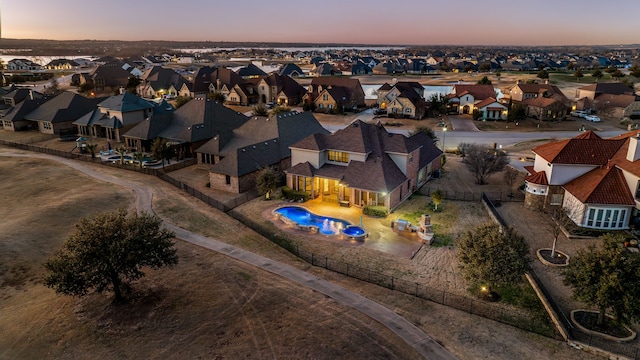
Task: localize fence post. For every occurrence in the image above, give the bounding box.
[311,253,314,266]
[325,256,328,269]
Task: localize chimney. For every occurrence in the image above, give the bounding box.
[626,133,640,162]
[29,90,33,100]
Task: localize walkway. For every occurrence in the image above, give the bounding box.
[0,150,456,360]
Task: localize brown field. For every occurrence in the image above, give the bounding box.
[0,146,602,360]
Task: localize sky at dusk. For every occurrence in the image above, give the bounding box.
[3,0,640,46]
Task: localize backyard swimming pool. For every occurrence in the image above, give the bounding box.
[273,206,351,235]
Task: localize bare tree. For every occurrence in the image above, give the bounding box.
[503,166,520,197]
[462,144,509,185]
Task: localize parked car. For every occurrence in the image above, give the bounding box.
[570,110,588,118]
[585,115,601,122]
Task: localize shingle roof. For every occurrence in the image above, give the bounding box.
[98,92,155,113]
[24,92,99,123]
[579,82,635,95]
[594,93,638,108]
[2,97,47,122]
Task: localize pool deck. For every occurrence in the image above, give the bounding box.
[265,198,424,258]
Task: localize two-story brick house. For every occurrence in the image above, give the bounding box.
[285,120,442,211]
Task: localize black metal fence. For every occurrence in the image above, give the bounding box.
[420,186,524,202]
[227,209,560,340]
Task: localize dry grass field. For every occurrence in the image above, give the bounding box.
[0,146,604,360]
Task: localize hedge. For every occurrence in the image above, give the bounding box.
[363,205,388,217]
[281,186,309,202]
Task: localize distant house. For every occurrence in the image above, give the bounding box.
[377,82,427,119]
[1,93,47,132]
[44,59,80,70]
[475,97,508,120]
[447,84,497,115]
[137,66,191,99]
[524,130,640,231]
[74,92,164,143]
[309,63,340,77]
[279,63,304,77]
[87,62,141,94]
[304,77,365,112]
[24,92,100,135]
[7,59,41,71]
[125,97,250,156]
[236,63,267,79]
[574,82,639,119]
[508,82,570,121]
[285,120,442,211]
[195,111,329,193]
[256,73,307,106]
[191,66,248,103]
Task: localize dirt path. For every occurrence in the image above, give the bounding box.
[0,150,455,360]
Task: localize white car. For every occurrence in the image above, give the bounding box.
[570,110,588,118]
[585,115,601,122]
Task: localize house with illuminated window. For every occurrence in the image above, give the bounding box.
[447,84,496,115]
[285,120,442,211]
[524,130,640,230]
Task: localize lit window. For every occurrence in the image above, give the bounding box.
[328,151,349,163]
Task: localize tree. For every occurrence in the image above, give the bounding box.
[472,108,481,120]
[255,167,280,199]
[502,166,520,197]
[85,143,98,159]
[79,82,95,93]
[457,142,471,161]
[591,68,603,82]
[610,69,624,80]
[271,105,291,115]
[133,151,145,168]
[507,103,527,123]
[477,76,492,85]
[573,69,584,81]
[545,206,573,259]
[208,91,226,103]
[462,144,509,185]
[604,66,617,74]
[151,138,176,167]
[537,69,549,80]
[427,93,450,117]
[566,62,575,71]
[457,224,531,287]
[431,189,444,211]
[478,63,491,72]
[629,64,640,78]
[45,77,61,95]
[252,103,269,116]
[115,146,129,165]
[125,76,141,95]
[494,71,501,81]
[409,125,438,146]
[563,234,640,326]
[44,208,178,302]
[174,96,191,108]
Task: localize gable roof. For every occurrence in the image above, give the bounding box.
[98,92,155,113]
[594,93,638,108]
[279,63,304,76]
[192,66,245,93]
[514,83,567,99]
[140,66,190,93]
[2,97,48,122]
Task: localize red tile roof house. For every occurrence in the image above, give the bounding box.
[285,120,442,211]
[524,130,640,230]
[447,84,498,116]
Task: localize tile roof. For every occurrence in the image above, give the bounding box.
[521,96,560,108]
[532,131,625,165]
[475,97,501,108]
[525,169,548,185]
[563,166,635,205]
[451,84,496,100]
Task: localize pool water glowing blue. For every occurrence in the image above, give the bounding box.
[274,206,350,235]
[343,226,366,236]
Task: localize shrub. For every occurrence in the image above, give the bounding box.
[363,205,388,217]
[281,186,308,202]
